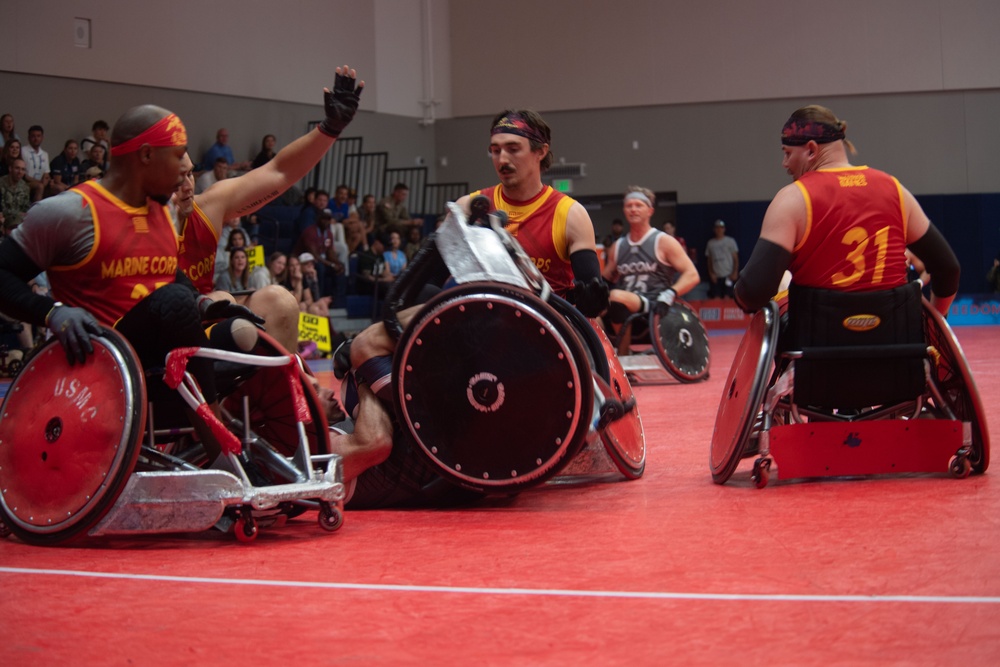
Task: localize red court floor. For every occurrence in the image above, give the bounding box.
[1,326,998,665]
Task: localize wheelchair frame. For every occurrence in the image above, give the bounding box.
[0,328,346,545]
[710,298,990,488]
[379,204,646,497]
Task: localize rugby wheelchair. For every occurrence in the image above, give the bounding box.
[710,281,989,487]
[0,325,346,546]
[347,203,645,508]
[610,299,711,385]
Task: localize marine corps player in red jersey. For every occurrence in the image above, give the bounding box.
[734,104,960,315]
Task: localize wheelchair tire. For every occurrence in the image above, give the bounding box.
[652,301,711,383]
[0,328,146,545]
[923,302,990,474]
[592,324,645,479]
[393,282,595,494]
[710,302,780,484]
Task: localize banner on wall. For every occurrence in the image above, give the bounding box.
[948,295,1000,326]
[687,299,751,331]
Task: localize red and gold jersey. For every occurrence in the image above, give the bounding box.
[48,180,179,325]
[178,201,219,294]
[472,185,577,295]
[789,166,908,292]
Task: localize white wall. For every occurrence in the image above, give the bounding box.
[2,0,998,203]
[448,0,1000,116]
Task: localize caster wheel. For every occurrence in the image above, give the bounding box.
[752,458,771,489]
[234,513,258,542]
[318,502,344,532]
[950,455,972,479]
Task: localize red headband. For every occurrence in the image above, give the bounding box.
[110,113,188,156]
[491,113,547,146]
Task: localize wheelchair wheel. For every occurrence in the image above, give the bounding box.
[592,324,645,479]
[0,328,146,545]
[547,294,611,383]
[651,301,711,383]
[710,301,780,484]
[222,331,331,460]
[394,282,595,494]
[923,303,990,474]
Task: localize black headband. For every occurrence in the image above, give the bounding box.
[781,118,845,146]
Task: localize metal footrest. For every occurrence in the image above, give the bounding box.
[618,352,671,384]
[90,456,345,536]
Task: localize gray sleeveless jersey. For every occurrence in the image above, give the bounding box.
[613,228,676,294]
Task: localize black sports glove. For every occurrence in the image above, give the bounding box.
[468,195,491,226]
[654,288,676,316]
[47,304,101,366]
[198,296,266,326]
[319,67,364,138]
[571,277,610,318]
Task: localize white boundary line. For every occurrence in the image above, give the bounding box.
[2,566,999,604]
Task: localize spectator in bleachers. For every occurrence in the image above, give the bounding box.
[359,193,377,239]
[294,208,346,297]
[251,251,288,289]
[214,225,249,284]
[200,128,250,173]
[329,184,355,221]
[375,182,410,241]
[20,126,50,201]
[0,113,18,149]
[355,237,393,299]
[196,156,229,194]
[345,212,370,256]
[382,230,407,278]
[80,119,110,156]
[0,158,30,230]
[215,247,253,293]
[47,139,81,196]
[295,188,329,237]
[251,134,277,169]
[0,139,21,177]
[79,143,108,176]
[404,224,423,261]
[297,252,332,317]
[81,165,103,182]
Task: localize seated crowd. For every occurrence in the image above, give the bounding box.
[0,109,428,358]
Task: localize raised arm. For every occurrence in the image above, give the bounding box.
[197,65,364,231]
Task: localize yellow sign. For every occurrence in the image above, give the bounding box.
[246,244,265,271]
[298,312,332,353]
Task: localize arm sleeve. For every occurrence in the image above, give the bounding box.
[733,238,792,313]
[906,222,960,298]
[570,248,602,284]
[0,238,56,326]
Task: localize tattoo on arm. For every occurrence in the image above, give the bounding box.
[235,189,281,216]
